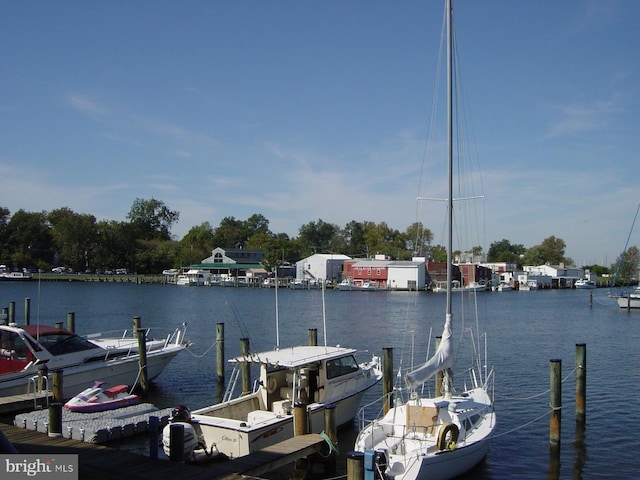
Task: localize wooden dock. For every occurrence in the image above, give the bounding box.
[0,392,51,415]
[0,422,327,480]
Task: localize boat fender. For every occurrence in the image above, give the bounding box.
[267,376,278,394]
[437,422,459,451]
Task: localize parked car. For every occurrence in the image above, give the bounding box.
[52,267,65,274]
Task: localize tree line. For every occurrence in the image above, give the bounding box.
[1,198,637,283]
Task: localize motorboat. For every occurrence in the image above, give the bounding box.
[616,286,640,308]
[574,278,596,289]
[0,323,188,399]
[176,269,211,286]
[64,381,140,413]
[163,345,381,461]
[354,2,496,479]
[337,278,381,291]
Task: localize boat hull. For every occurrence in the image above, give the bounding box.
[192,382,374,459]
[0,347,183,399]
[393,437,490,480]
[617,296,640,308]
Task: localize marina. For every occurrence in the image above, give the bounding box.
[0,281,639,478]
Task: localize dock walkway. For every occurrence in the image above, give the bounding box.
[0,422,327,480]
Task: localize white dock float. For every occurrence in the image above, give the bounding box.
[14,403,172,443]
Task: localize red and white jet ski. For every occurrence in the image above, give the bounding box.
[64,381,141,413]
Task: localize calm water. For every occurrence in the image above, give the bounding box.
[2,281,639,479]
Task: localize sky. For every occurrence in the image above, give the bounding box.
[1,0,639,268]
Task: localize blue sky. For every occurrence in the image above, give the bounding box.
[1,0,639,267]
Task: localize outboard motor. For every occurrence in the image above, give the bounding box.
[162,405,213,462]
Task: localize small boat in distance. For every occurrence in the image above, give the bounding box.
[64,381,140,413]
[574,278,596,289]
[337,277,382,291]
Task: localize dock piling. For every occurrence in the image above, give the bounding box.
[549,359,562,446]
[240,337,251,396]
[576,343,586,427]
[216,323,225,384]
[382,347,393,414]
[149,416,159,460]
[136,327,149,395]
[347,451,365,480]
[67,312,75,333]
[168,423,185,463]
[48,403,63,437]
[24,298,30,325]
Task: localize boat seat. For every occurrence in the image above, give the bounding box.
[104,385,128,398]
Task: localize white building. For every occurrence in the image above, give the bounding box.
[387,259,426,291]
[295,254,352,283]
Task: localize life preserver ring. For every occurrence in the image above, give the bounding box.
[437,422,459,451]
[266,376,278,394]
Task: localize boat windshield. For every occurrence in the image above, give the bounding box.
[37,332,101,356]
[326,355,359,379]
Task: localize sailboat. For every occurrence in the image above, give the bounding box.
[353,1,496,479]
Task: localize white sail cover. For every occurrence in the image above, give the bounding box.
[405,313,454,389]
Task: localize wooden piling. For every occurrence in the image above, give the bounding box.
[549,359,562,446]
[67,312,75,333]
[48,403,63,437]
[137,327,149,395]
[1,307,8,325]
[293,403,308,436]
[51,370,63,403]
[133,316,142,338]
[149,416,159,460]
[382,347,393,414]
[324,405,337,474]
[24,298,30,325]
[216,323,225,384]
[9,301,15,324]
[55,322,63,330]
[347,451,365,480]
[308,328,318,346]
[240,337,251,396]
[576,343,586,426]
[169,423,185,462]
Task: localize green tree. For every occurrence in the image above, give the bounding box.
[179,222,216,266]
[611,245,640,286]
[405,222,433,257]
[487,239,526,264]
[522,236,568,266]
[48,207,98,272]
[212,216,248,248]
[94,220,131,271]
[3,209,53,269]
[127,198,179,241]
[297,219,339,256]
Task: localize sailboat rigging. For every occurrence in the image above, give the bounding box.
[354,2,496,478]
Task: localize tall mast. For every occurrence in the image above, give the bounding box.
[446,0,453,316]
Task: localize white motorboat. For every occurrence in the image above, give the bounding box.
[354,2,496,479]
[338,277,381,291]
[163,345,381,461]
[574,278,596,289]
[176,269,211,286]
[0,323,188,399]
[617,287,640,308]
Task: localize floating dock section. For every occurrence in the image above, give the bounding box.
[14,403,172,443]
